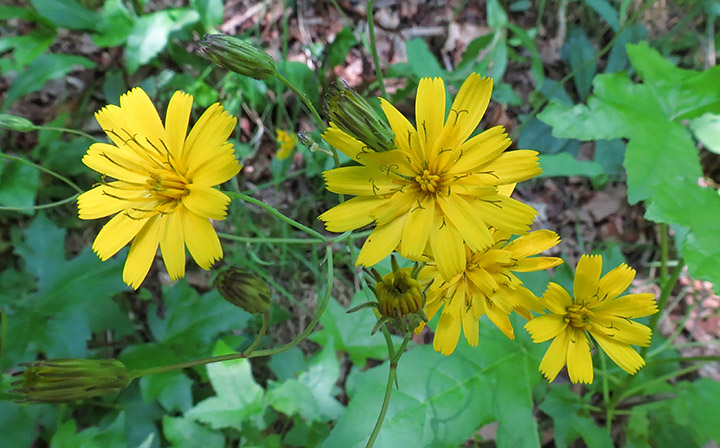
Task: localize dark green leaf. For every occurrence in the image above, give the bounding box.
[540,385,613,448]
[538,153,607,185]
[0,158,39,212]
[604,25,646,73]
[30,0,100,30]
[327,27,357,67]
[562,28,597,100]
[583,0,620,31]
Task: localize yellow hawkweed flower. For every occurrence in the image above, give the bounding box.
[525,255,658,384]
[275,129,297,160]
[420,229,562,355]
[318,74,541,279]
[78,88,241,289]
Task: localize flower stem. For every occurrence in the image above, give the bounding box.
[41,126,99,141]
[659,223,668,286]
[129,245,334,380]
[225,191,326,240]
[366,0,387,98]
[0,153,84,194]
[642,258,684,358]
[243,311,270,355]
[366,332,411,448]
[274,71,324,127]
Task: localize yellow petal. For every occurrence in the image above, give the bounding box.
[92,212,149,261]
[590,315,652,346]
[434,310,462,355]
[525,314,567,343]
[475,194,537,235]
[164,91,193,166]
[512,285,545,314]
[542,282,573,314]
[593,332,646,375]
[183,186,230,220]
[370,190,416,225]
[429,212,466,280]
[319,196,381,231]
[485,301,515,339]
[539,329,570,382]
[574,255,603,301]
[182,210,223,269]
[400,195,435,259]
[95,104,132,148]
[436,74,492,150]
[355,217,405,267]
[446,126,509,175]
[513,257,564,272]
[466,268,498,296]
[380,98,422,160]
[593,293,658,318]
[323,166,398,196]
[461,304,479,346]
[159,211,185,281]
[415,77,445,157]
[437,193,493,251]
[497,183,516,196]
[597,263,636,301]
[184,103,237,170]
[566,329,593,384]
[82,143,148,184]
[189,142,241,186]
[77,184,127,220]
[504,229,561,258]
[122,215,162,289]
[487,150,542,184]
[119,87,167,150]
[322,124,370,161]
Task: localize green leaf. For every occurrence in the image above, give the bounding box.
[507,24,544,86]
[689,112,720,153]
[93,0,136,48]
[539,385,612,448]
[0,28,56,69]
[163,416,224,448]
[186,340,264,429]
[50,412,127,448]
[2,53,95,112]
[31,0,100,30]
[562,28,597,100]
[323,318,544,448]
[0,158,39,213]
[604,25,646,73]
[538,153,607,184]
[405,38,444,78]
[594,139,625,177]
[487,0,508,28]
[0,395,54,447]
[327,27,357,67]
[0,6,42,20]
[190,0,224,30]
[125,8,199,74]
[268,347,307,381]
[583,0,620,31]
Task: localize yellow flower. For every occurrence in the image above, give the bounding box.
[275,129,297,160]
[525,255,658,384]
[78,88,241,289]
[318,74,541,279]
[420,229,562,355]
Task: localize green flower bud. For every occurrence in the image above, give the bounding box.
[214,267,272,314]
[199,34,276,80]
[11,359,131,403]
[325,83,395,152]
[0,114,36,132]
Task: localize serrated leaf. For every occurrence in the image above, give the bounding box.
[163,416,224,448]
[31,0,100,30]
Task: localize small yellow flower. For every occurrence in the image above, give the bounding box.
[319,74,541,279]
[420,229,562,355]
[78,88,241,289]
[275,129,297,160]
[525,255,658,384]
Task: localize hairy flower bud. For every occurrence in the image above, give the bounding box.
[214,267,272,314]
[0,113,35,132]
[325,83,395,152]
[11,359,132,403]
[199,34,276,80]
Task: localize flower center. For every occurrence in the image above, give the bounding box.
[566,304,593,330]
[146,171,189,202]
[415,169,441,193]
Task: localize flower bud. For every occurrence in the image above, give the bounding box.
[0,114,36,132]
[199,34,276,80]
[214,267,272,314]
[11,359,131,403]
[325,83,395,152]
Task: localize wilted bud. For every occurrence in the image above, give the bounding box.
[214,267,272,314]
[11,359,131,403]
[0,113,36,132]
[199,34,276,80]
[325,83,395,152]
[349,255,428,334]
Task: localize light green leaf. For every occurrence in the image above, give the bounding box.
[163,416,224,448]
[689,112,720,153]
[31,0,100,30]
[190,0,224,30]
[406,38,444,78]
[93,0,136,48]
[538,153,607,184]
[487,0,508,28]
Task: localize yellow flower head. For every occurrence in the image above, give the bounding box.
[275,129,297,160]
[525,255,658,384]
[420,229,562,355]
[318,74,541,280]
[78,88,241,289]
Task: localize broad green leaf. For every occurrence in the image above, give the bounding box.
[163,416,224,448]
[487,0,508,28]
[689,112,720,153]
[2,53,95,112]
[190,0,224,30]
[93,0,135,48]
[0,158,39,213]
[323,317,544,448]
[268,346,307,382]
[458,34,493,70]
[594,139,625,176]
[517,116,580,156]
[539,385,612,448]
[186,340,264,429]
[538,153,607,184]
[583,0,620,31]
[50,412,127,448]
[562,28,597,100]
[0,394,54,447]
[327,27,357,67]
[125,8,199,74]
[31,0,100,30]
[406,38,444,78]
[0,28,56,69]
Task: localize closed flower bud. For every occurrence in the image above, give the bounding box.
[11,359,131,403]
[0,114,36,132]
[199,34,276,80]
[325,83,395,152]
[214,267,272,314]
